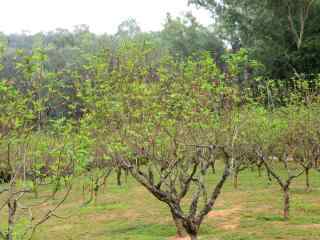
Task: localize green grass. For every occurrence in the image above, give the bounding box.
[2,166,320,240]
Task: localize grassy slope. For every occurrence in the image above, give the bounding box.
[2,167,320,240]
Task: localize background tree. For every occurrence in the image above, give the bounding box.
[190,0,320,81]
[161,13,224,61]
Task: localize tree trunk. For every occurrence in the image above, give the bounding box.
[52,178,61,199]
[233,172,238,189]
[170,209,186,238]
[184,223,199,240]
[117,169,122,186]
[305,168,310,191]
[94,188,98,205]
[267,170,272,184]
[189,234,198,240]
[315,158,319,169]
[283,188,290,220]
[7,200,17,240]
[210,161,216,174]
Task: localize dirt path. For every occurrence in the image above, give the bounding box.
[208,205,242,230]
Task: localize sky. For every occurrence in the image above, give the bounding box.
[0,0,212,34]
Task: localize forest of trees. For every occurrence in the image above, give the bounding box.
[0,1,320,240]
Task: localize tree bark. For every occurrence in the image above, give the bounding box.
[283,188,290,220]
[185,229,198,240]
[170,209,186,238]
[184,221,199,240]
[189,234,198,240]
[210,161,216,174]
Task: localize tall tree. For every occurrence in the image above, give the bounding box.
[190,0,320,79]
[161,12,224,59]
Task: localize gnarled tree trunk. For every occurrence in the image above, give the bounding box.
[184,223,199,240]
[170,208,186,238]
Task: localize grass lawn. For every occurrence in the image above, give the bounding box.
[2,166,320,240]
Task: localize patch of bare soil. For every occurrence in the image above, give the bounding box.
[168,236,191,240]
[254,205,274,213]
[208,205,241,218]
[298,224,320,229]
[208,205,242,230]
[87,209,139,223]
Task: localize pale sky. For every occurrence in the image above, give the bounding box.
[0,0,212,34]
